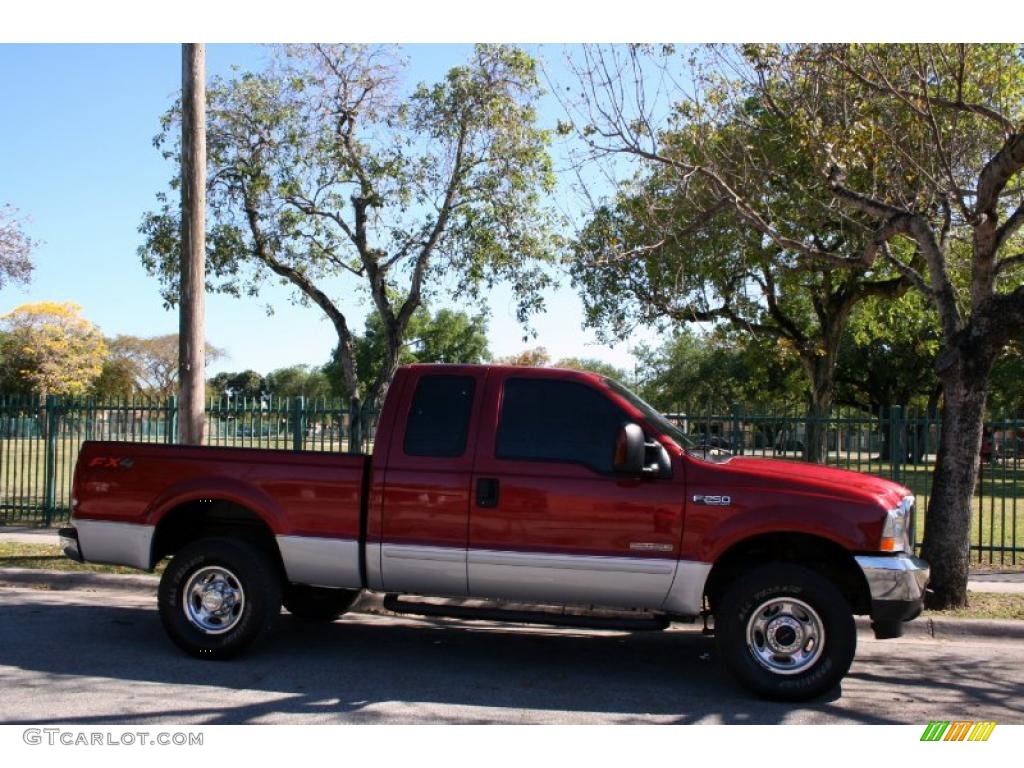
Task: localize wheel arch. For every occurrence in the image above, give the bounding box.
[150,498,285,578]
[704,531,872,615]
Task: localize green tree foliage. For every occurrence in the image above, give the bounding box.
[140,44,557,434]
[91,356,139,399]
[835,292,941,414]
[208,370,267,400]
[988,337,1024,414]
[99,334,225,400]
[567,46,910,461]
[325,307,490,399]
[551,356,628,381]
[0,302,106,397]
[264,365,332,400]
[633,328,804,412]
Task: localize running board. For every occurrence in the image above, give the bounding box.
[382,594,670,632]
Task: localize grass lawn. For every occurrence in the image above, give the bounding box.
[925,592,1024,621]
[0,541,164,575]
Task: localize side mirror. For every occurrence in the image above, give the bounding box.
[614,422,646,475]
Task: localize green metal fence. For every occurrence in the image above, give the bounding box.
[1,395,1020,564]
[668,404,1023,564]
[0,395,379,527]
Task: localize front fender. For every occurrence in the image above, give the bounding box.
[692,496,881,563]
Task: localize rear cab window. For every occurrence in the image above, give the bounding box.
[403,374,477,457]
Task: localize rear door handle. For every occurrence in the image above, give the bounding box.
[476,478,499,508]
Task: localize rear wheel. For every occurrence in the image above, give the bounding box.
[158,536,282,659]
[283,585,360,621]
[715,563,856,701]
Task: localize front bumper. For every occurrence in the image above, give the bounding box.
[855,553,930,639]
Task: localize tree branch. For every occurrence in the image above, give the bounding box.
[241,186,359,396]
[826,47,1016,134]
[975,133,1024,217]
[995,252,1024,277]
[994,202,1024,254]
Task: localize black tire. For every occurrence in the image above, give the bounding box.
[283,585,360,621]
[715,563,856,701]
[158,536,282,660]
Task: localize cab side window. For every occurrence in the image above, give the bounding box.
[403,375,476,457]
[496,378,623,473]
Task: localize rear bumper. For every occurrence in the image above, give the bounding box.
[60,520,155,570]
[59,527,83,563]
[855,553,930,639]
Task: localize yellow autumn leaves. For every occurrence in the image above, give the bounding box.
[0,302,107,398]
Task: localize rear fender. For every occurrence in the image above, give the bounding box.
[145,476,288,535]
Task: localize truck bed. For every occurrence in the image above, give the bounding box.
[73,441,368,572]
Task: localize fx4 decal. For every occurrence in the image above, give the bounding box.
[87,457,135,470]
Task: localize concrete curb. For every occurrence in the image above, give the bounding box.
[854,615,1024,642]
[2,567,1023,643]
[0,567,159,593]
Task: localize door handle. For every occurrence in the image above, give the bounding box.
[476,477,499,508]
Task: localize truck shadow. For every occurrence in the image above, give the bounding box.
[0,596,1015,725]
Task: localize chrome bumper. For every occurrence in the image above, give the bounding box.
[855,553,930,603]
[855,553,930,638]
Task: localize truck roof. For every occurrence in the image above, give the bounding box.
[402,362,608,382]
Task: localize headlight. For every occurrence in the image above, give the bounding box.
[881,496,914,552]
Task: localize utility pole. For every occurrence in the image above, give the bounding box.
[179,43,206,444]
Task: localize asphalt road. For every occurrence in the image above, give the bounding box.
[0,584,1022,725]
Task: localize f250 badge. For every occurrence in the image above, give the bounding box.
[692,494,731,506]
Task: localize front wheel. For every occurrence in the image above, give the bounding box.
[715,563,856,701]
[158,536,282,659]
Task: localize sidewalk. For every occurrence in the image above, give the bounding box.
[0,527,61,545]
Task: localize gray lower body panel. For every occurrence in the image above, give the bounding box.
[661,560,713,616]
[277,535,362,589]
[74,519,155,570]
[467,549,681,611]
[381,543,468,597]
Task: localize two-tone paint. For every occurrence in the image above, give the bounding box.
[68,363,926,620]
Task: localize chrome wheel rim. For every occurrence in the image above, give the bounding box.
[183,566,245,634]
[745,597,825,675]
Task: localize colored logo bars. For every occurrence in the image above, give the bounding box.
[921,721,996,742]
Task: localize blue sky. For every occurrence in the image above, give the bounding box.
[0,43,656,377]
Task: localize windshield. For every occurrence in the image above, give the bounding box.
[603,377,698,450]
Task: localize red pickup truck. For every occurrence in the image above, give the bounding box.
[61,364,929,700]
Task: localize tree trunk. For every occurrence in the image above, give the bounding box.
[350,335,405,454]
[877,403,894,462]
[921,357,991,609]
[802,359,835,464]
[178,43,206,445]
